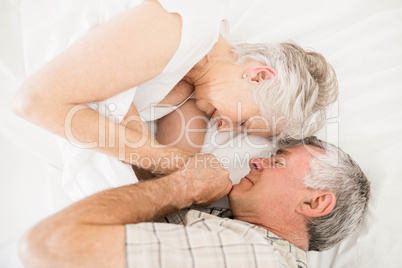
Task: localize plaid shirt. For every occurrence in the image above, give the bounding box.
[126,207,308,268]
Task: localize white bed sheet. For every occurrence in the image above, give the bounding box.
[1,0,402,267]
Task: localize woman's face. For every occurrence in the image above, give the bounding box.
[194,75,273,137]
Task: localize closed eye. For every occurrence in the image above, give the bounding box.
[274,158,286,168]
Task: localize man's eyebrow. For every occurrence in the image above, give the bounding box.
[275,149,290,156]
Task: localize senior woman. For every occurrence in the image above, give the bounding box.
[12,0,338,176]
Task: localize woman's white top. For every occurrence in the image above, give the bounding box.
[94,0,228,123]
[134,0,228,121]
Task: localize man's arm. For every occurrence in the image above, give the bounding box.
[18,154,232,268]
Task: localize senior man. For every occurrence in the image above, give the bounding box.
[19,137,370,268]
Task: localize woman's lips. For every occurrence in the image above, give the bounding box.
[209,108,217,118]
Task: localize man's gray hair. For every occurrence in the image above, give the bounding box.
[291,136,371,251]
[233,42,338,143]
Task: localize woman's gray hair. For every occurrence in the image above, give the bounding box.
[291,136,371,251]
[233,42,338,143]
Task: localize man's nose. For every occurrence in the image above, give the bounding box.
[249,158,268,172]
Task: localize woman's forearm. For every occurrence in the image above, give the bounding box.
[12,92,190,173]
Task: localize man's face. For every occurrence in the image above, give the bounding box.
[228,145,319,221]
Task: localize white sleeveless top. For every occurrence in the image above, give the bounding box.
[134,0,228,121]
[95,0,228,123]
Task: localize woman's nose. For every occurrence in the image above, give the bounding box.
[216,119,231,132]
[249,158,267,172]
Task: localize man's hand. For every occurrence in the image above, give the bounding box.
[179,154,232,206]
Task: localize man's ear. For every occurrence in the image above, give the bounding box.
[296,191,336,218]
[245,66,277,83]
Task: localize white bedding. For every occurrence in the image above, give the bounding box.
[1,0,402,267]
